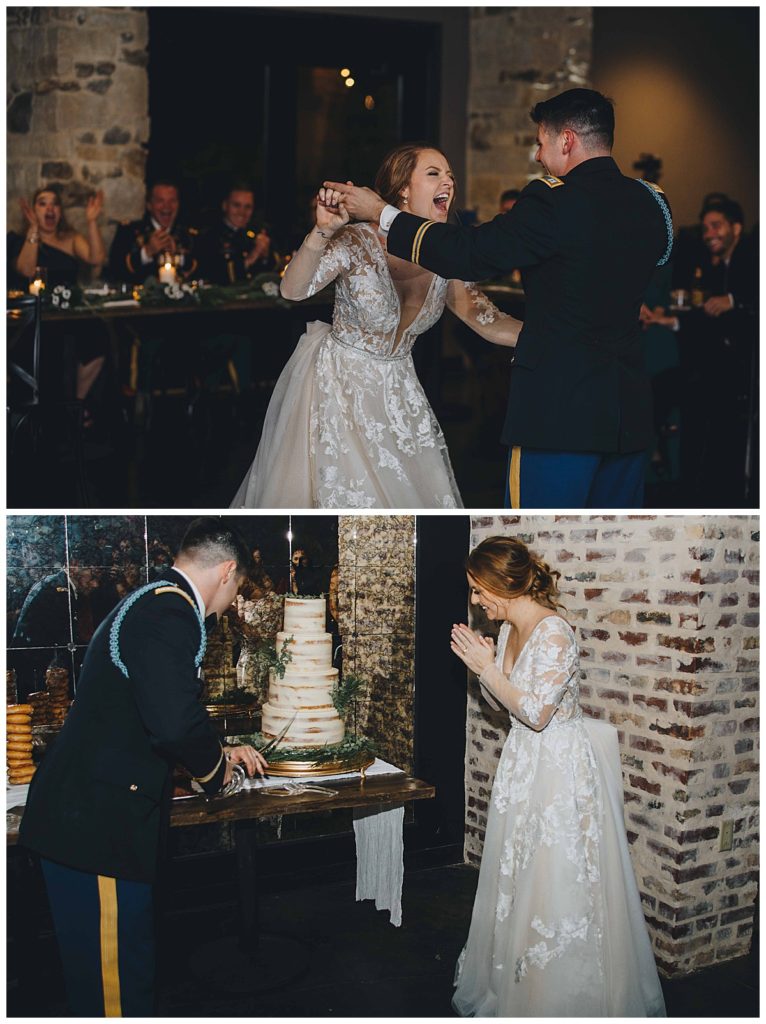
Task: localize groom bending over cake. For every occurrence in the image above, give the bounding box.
[324,89,673,509]
[19,518,268,1016]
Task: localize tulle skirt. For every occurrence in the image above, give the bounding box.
[231,321,462,509]
[453,717,666,1017]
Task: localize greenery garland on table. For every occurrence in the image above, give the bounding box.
[226,732,375,765]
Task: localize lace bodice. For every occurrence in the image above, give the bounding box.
[282,222,515,359]
[480,616,581,730]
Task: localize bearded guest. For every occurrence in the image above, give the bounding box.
[644,197,758,504]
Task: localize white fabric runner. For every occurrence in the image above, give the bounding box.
[353,803,405,927]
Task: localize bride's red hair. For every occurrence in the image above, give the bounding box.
[466,535,562,611]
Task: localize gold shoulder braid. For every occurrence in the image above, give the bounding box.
[411,220,436,265]
[153,585,197,610]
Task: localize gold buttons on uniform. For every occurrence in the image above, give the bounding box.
[129,784,138,792]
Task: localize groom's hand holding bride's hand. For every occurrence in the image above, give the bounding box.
[316,184,351,237]
[451,623,495,676]
[323,181,387,225]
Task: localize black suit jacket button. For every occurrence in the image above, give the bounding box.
[129,783,138,792]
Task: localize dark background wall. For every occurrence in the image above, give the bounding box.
[592,7,759,230]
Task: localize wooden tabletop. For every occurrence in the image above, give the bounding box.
[7,773,435,844]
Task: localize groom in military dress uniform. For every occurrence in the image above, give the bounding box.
[20,518,267,1016]
[325,89,673,508]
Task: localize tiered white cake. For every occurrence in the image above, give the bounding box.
[261,597,344,747]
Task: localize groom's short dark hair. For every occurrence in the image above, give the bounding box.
[531,89,615,149]
[177,517,253,575]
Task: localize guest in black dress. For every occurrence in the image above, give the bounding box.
[8,186,108,417]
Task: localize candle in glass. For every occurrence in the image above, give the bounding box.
[158,259,176,284]
[29,266,47,296]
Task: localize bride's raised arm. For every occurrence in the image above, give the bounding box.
[280,189,351,301]
[445,280,521,348]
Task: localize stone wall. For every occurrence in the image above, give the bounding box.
[464,515,759,977]
[7,6,149,247]
[466,7,592,222]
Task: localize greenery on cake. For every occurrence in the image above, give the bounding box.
[289,593,326,600]
[226,732,375,765]
[331,672,367,717]
[240,636,294,681]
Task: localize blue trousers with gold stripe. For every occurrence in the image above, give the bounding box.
[41,858,154,1017]
[505,447,647,508]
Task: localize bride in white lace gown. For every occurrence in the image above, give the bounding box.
[231,145,520,508]
[450,536,666,1017]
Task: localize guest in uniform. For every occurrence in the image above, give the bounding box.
[107,179,199,284]
[325,89,673,509]
[194,183,276,396]
[196,183,276,284]
[19,518,268,1016]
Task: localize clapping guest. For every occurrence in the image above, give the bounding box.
[197,183,276,284]
[9,185,106,287]
[7,186,108,418]
[108,179,199,284]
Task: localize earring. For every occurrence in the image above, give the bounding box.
[402,196,408,206]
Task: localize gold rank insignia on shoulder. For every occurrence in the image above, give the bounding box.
[643,181,665,194]
[188,227,199,236]
[540,175,565,189]
[56,586,68,592]
[153,585,196,611]
[246,230,256,238]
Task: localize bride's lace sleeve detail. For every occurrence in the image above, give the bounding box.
[280,228,353,300]
[445,280,521,348]
[478,619,577,731]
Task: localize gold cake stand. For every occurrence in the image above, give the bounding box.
[260,749,375,779]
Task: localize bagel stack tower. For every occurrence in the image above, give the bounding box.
[7,704,35,785]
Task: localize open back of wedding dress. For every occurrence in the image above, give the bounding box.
[231,223,468,508]
[453,616,666,1017]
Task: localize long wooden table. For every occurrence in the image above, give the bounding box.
[7,771,435,845]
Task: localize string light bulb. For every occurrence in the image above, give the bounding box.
[340,68,350,78]
[345,77,355,88]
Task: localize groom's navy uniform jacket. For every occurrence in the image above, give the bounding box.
[20,566,226,882]
[387,157,671,455]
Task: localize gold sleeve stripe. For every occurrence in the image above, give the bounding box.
[411,220,436,265]
[153,585,196,611]
[195,746,224,784]
[509,446,522,509]
[97,875,123,1017]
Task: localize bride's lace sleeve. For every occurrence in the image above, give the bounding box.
[280,227,352,300]
[445,280,521,348]
[478,620,577,730]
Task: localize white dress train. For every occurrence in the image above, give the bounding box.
[231,223,511,508]
[453,615,666,1017]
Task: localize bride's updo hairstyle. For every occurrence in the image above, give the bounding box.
[375,142,453,210]
[466,535,562,611]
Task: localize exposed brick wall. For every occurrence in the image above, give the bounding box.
[466,7,592,221]
[465,515,759,976]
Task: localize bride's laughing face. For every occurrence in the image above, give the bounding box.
[467,573,505,622]
[403,149,455,222]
